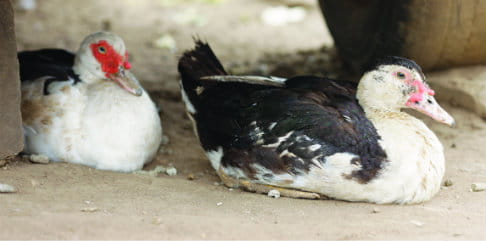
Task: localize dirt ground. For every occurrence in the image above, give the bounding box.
[1,0,486,239]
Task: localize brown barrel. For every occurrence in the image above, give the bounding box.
[319,0,486,72]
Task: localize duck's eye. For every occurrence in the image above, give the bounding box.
[98,46,106,54]
[397,72,406,79]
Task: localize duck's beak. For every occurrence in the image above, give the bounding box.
[406,82,455,126]
[108,66,143,96]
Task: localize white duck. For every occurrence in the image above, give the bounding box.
[19,31,162,172]
[178,41,455,204]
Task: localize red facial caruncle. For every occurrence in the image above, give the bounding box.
[407,80,435,104]
[89,40,131,77]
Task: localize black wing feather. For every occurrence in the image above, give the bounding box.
[18,49,80,94]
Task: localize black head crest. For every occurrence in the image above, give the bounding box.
[365,56,422,73]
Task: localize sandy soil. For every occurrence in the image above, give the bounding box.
[1,0,485,239]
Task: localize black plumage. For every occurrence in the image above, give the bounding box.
[178,41,387,184]
[18,49,80,94]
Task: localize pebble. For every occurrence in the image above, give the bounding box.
[267,189,281,198]
[133,165,168,177]
[29,154,49,164]
[410,220,424,227]
[165,167,177,176]
[17,0,37,11]
[372,207,380,213]
[443,179,454,187]
[471,183,486,192]
[152,217,163,225]
[216,202,223,206]
[81,207,100,212]
[30,179,40,187]
[187,174,195,180]
[260,6,306,26]
[152,34,177,52]
[0,183,16,193]
[160,135,170,145]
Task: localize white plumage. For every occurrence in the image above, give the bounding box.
[20,32,162,172]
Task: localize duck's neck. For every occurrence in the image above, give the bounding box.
[72,54,105,85]
[357,91,402,126]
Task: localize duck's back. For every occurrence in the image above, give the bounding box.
[178,41,388,190]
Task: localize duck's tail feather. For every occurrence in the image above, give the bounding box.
[177,40,228,114]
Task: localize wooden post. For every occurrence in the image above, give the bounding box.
[0,0,23,159]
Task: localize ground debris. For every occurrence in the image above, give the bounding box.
[133,165,167,177]
[29,154,49,164]
[30,179,40,187]
[0,183,16,193]
[152,34,177,52]
[267,189,281,198]
[471,183,486,192]
[81,207,100,212]
[216,202,223,206]
[160,135,170,145]
[187,173,196,180]
[260,5,306,26]
[443,179,454,187]
[410,220,424,227]
[372,207,380,213]
[1,155,19,167]
[165,167,177,176]
[172,8,208,27]
[133,165,177,177]
[152,217,163,225]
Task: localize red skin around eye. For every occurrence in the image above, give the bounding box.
[90,40,132,77]
[393,71,435,104]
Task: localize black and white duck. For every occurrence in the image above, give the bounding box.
[19,31,162,172]
[177,41,454,204]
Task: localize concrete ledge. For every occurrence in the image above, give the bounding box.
[0,0,23,159]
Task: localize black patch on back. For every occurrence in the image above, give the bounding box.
[18,49,81,95]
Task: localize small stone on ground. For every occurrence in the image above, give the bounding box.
[443,179,454,187]
[471,183,486,192]
[0,183,16,193]
[29,154,49,164]
[267,189,281,198]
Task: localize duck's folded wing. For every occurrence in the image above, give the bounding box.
[222,77,387,183]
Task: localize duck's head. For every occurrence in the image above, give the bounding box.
[357,56,454,126]
[73,31,142,96]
